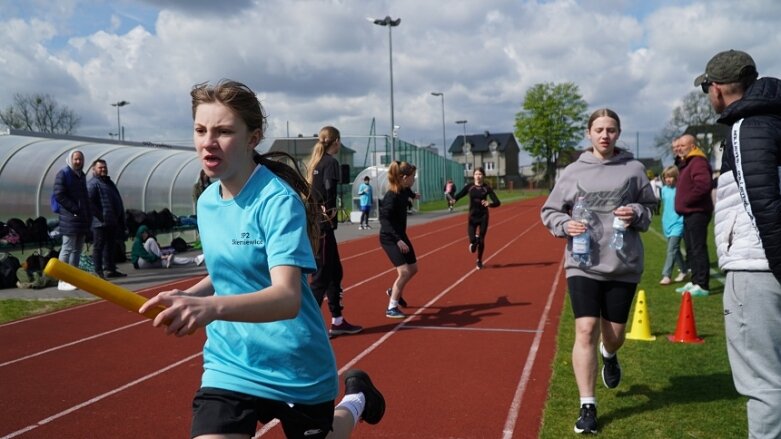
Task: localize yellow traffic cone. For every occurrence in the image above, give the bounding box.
[626,289,656,341]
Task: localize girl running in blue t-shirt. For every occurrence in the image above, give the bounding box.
[140,80,384,439]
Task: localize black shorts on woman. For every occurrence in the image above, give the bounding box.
[567,276,637,323]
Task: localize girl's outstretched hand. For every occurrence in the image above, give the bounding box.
[139,290,215,337]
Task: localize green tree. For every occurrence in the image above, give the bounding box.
[514,82,588,189]
[655,90,718,160]
[0,93,80,134]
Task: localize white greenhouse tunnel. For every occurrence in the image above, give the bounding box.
[0,130,202,222]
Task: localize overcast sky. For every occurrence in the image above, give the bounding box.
[2,0,780,165]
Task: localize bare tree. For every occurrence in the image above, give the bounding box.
[0,93,81,134]
[655,90,718,161]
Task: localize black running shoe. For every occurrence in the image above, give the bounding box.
[601,343,622,389]
[344,369,385,424]
[573,403,598,434]
[329,319,363,337]
[386,288,407,308]
[469,242,476,253]
[476,260,483,270]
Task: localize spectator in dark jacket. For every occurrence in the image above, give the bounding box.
[88,159,127,279]
[52,150,91,291]
[673,134,713,296]
[697,49,781,439]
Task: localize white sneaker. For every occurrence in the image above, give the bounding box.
[194,254,205,266]
[675,281,694,294]
[674,271,689,283]
[58,280,77,291]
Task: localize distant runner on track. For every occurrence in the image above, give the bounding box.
[452,167,501,270]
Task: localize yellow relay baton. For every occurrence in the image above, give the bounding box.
[44,258,165,319]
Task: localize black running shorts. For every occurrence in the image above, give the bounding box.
[379,234,417,266]
[567,276,637,323]
[191,387,334,439]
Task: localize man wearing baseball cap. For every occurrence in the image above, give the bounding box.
[700,49,781,438]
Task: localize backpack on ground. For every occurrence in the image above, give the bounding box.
[171,237,188,253]
[0,252,21,289]
[5,218,31,245]
[26,217,50,246]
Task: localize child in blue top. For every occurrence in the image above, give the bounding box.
[659,165,688,285]
[358,176,373,230]
[140,80,384,439]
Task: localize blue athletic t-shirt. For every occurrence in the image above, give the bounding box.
[196,165,337,404]
[358,182,372,208]
[660,185,684,238]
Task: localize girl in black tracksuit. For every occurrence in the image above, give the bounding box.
[453,167,501,269]
[307,126,363,337]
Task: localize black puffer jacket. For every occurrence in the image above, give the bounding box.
[88,175,126,230]
[53,165,91,235]
[717,76,781,281]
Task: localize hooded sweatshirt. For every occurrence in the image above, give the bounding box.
[674,147,713,215]
[130,225,160,266]
[541,148,658,283]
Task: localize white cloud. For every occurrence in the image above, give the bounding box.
[2,0,781,160]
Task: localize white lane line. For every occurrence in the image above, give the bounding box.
[0,320,147,368]
[0,353,202,439]
[0,277,203,366]
[502,255,564,439]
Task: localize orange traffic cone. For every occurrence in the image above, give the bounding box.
[626,289,656,341]
[667,291,704,343]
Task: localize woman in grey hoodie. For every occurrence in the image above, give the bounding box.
[541,108,657,434]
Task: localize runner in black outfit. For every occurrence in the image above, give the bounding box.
[307,126,363,337]
[453,167,501,269]
[379,160,420,319]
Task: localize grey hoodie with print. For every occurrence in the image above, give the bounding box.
[541,148,657,283]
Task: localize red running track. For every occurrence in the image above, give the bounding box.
[0,196,567,439]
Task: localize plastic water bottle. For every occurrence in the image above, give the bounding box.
[571,196,591,266]
[610,216,625,250]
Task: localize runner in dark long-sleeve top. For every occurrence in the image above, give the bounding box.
[453,167,501,269]
[307,126,363,337]
[379,161,419,319]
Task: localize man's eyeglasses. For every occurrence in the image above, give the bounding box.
[701,80,712,94]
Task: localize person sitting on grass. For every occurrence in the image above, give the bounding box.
[130,225,204,269]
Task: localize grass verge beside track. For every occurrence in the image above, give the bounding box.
[0,298,94,324]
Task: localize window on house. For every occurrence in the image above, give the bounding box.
[485,161,495,171]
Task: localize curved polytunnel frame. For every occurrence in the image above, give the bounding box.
[0,130,201,221]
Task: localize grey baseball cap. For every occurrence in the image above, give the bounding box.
[693,50,757,86]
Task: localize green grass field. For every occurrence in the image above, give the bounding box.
[538,211,747,438]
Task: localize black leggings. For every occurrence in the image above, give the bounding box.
[468,216,489,261]
[310,227,344,318]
